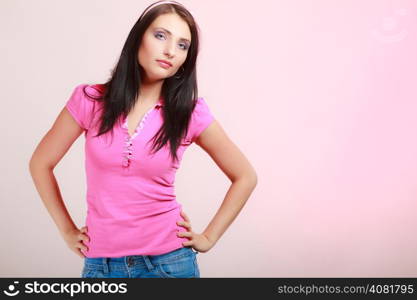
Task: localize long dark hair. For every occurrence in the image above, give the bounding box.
[84,0,200,164]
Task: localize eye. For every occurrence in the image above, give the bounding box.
[179,43,189,50]
[154,31,189,51]
[154,31,165,39]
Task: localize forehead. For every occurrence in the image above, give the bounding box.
[149,13,191,41]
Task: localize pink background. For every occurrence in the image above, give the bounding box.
[1,0,416,277]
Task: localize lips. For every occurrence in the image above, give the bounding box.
[156,60,172,68]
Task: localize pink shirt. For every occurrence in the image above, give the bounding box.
[65,83,215,258]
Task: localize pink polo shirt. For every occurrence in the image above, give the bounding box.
[64,83,215,258]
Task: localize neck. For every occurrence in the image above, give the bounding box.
[137,78,164,105]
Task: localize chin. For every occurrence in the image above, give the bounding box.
[144,71,168,82]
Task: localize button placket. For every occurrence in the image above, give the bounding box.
[122,137,134,167]
[121,103,161,168]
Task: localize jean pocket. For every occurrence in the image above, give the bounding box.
[156,254,197,278]
[81,268,95,278]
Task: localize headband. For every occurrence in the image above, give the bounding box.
[140,0,186,19]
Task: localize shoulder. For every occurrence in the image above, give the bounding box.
[188,96,215,143]
[65,83,104,130]
[193,96,210,111]
[85,83,106,98]
[191,97,213,120]
[70,83,104,100]
[66,83,105,109]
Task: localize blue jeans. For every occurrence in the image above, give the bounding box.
[81,246,200,278]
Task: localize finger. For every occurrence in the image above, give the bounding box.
[182,240,193,247]
[177,231,193,238]
[75,249,85,258]
[78,234,88,243]
[183,222,192,231]
[80,234,90,242]
[181,210,190,222]
[77,242,88,251]
[177,221,191,230]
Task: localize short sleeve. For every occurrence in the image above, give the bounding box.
[188,97,215,143]
[65,84,95,131]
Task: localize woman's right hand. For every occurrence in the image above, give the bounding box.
[62,226,90,258]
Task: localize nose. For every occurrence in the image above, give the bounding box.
[163,41,176,59]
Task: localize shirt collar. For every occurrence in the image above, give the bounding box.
[155,97,164,108]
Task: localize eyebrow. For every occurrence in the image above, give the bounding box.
[154,27,191,43]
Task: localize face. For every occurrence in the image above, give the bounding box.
[138,13,192,83]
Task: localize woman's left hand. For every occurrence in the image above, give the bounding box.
[176,210,215,253]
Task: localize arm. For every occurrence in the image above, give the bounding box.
[181,119,257,250]
[28,107,90,257]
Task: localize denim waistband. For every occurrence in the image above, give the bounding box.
[83,246,198,272]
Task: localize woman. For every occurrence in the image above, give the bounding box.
[29,0,257,278]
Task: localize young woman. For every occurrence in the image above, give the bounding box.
[29,0,257,278]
